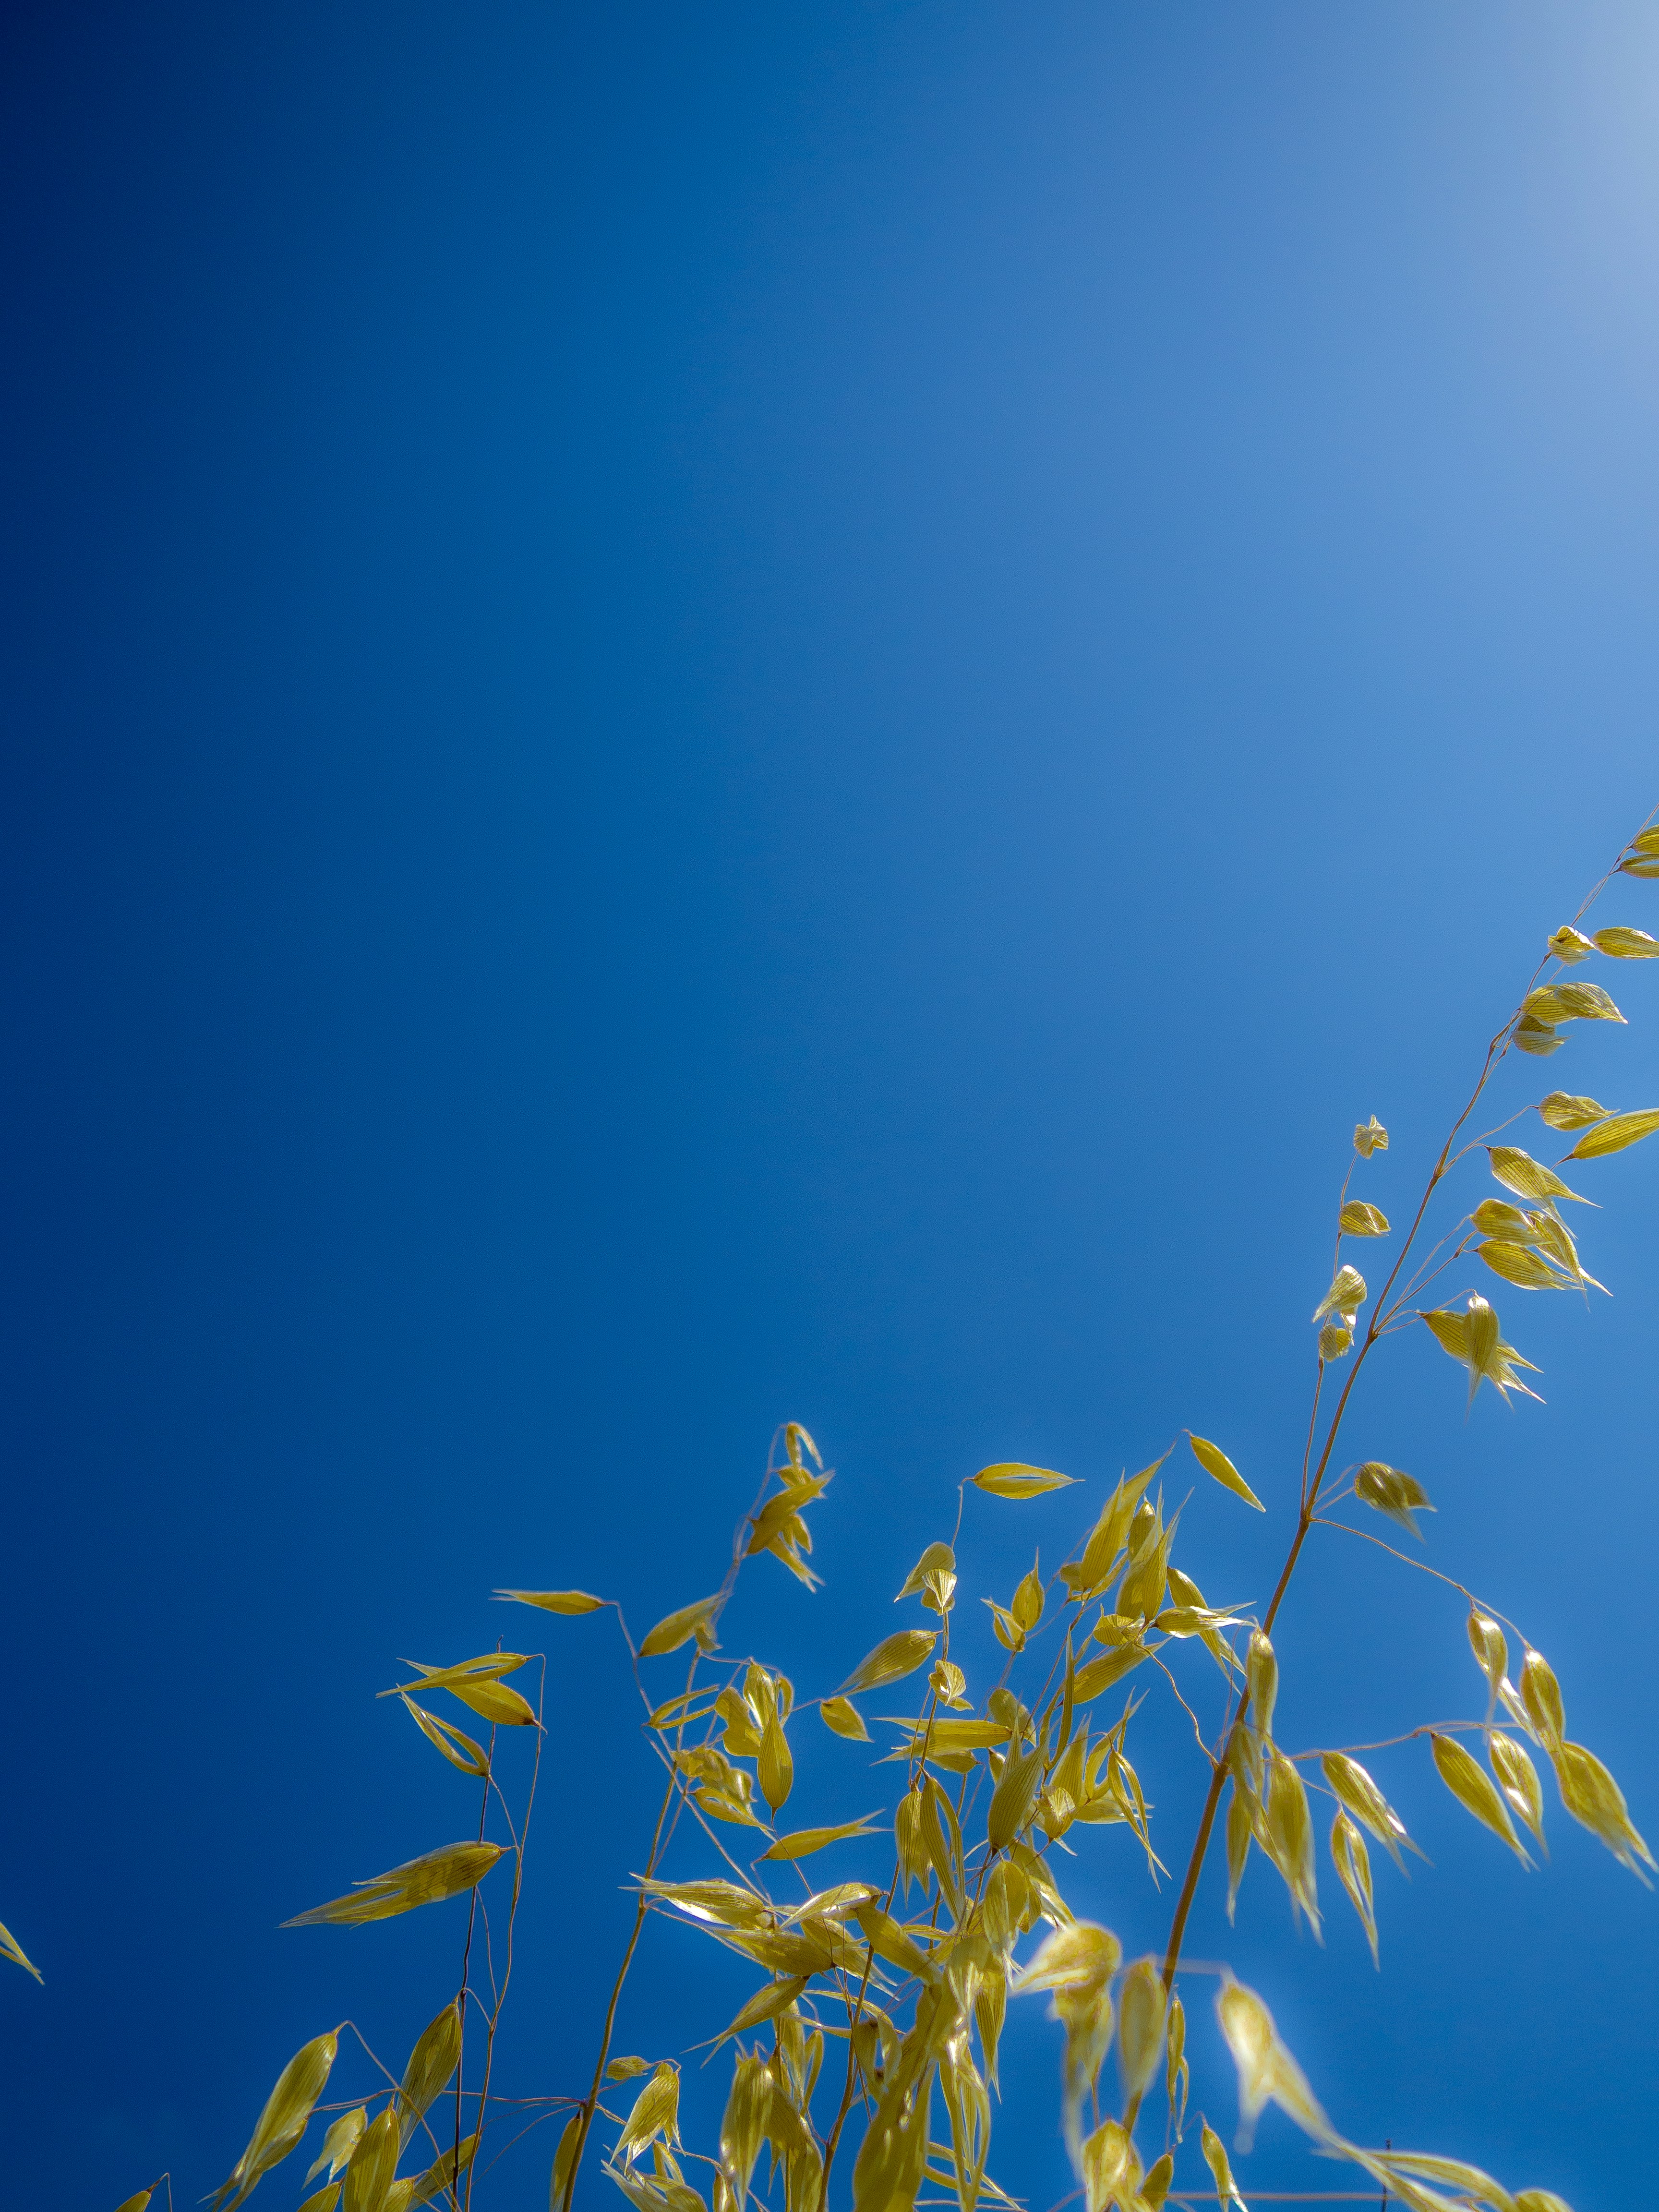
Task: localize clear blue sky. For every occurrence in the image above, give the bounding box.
[2,4,1657,2206]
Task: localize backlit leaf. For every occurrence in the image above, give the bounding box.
[1537,1092,1610,1132]
[1354,1116,1388,1157]
[1380,2150,1518,2212]
[895,1540,956,1606]
[1478,1240,1569,1291]
[819,1696,870,1742]
[1551,1741,1656,1878]
[400,1697,489,1776]
[1116,1957,1167,2107]
[1554,980,1624,1021]
[758,1817,881,1861]
[1070,1645,1149,1704]
[283,1843,505,1926]
[342,2106,397,2212]
[494,1589,606,1614]
[1311,1265,1367,1327]
[1200,2119,1246,2211]
[1330,1811,1377,1967]
[1593,926,1659,958]
[1187,1434,1264,1511]
[1421,1296,1542,1407]
[640,1597,723,1659]
[842,1629,937,1695]
[0,1914,42,1983]
[1339,1202,1391,1236]
[1565,1107,1659,1159]
[1467,1611,1508,1698]
[971,1463,1080,1500]
[757,1711,793,1813]
[307,2108,367,2182]
[1354,1462,1433,1539]
[213,2031,339,2209]
[1487,1148,1589,1206]
[1519,1648,1565,1748]
[1320,1753,1415,1871]
[405,2134,477,2209]
[1489,1734,1546,1854]
[396,2002,462,2149]
[1431,1734,1530,1864]
[616,2063,681,2164]
[1215,1977,1329,2143]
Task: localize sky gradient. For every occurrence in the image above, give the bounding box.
[2,4,1658,2206]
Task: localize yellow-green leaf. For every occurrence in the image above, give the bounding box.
[212,2032,339,2208]
[1321,1753,1415,1870]
[493,1589,606,1614]
[608,2056,651,2080]
[1519,1647,1565,1748]
[758,1817,881,1861]
[400,1697,490,1776]
[1330,1810,1377,1967]
[1537,1091,1610,1132]
[1381,2150,1519,2212]
[1070,1645,1149,1703]
[390,1653,527,1695]
[1554,980,1624,1022]
[1339,1202,1391,1236]
[341,2106,397,2212]
[1551,1742,1656,1877]
[1201,2118,1245,2211]
[711,1977,809,2043]
[1116,1956,1167,2106]
[0,1913,42,1984]
[1311,1266,1367,1327]
[1487,1147,1589,1206]
[396,2001,462,2148]
[307,2107,367,2181]
[1565,1107,1659,1159]
[819,1695,870,1742]
[640,1596,722,1659]
[1353,1462,1433,1539]
[1478,1239,1569,1291]
[283,1843,505,1927]
[1593,925,1659,958]
[1490,1733,1547,1854]
[987,1742,1045,1851]
[757,1711,793,1812]
[970,1463,1079,1500]
[841,1629,937,1695]
[444,1677,539,1728]
[405,2134,477,2208]
[1188,1433,1264,1511]
[616,2062,681,2164]
[1431,1733,1530,1864]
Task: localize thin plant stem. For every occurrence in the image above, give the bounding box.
[1124,826,1640,2139]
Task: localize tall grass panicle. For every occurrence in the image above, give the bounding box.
[75,816,1659,2212]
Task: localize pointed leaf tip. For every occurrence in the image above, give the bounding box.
[1188,1433,1264,1511]
[970,1463,1079,1499]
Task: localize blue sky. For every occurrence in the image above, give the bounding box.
[2,3,1658,2205]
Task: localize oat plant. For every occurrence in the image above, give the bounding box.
[76,815,1659,2212]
